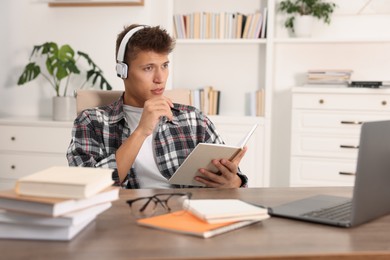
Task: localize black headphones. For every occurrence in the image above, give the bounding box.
[116,25,148,79]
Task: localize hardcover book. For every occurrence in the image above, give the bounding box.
[15,166,114,199]
[185,199,269,224]
[0,187,119,217]
[0,202,111,227]
[0,216,96,241]
[168,124,258,186]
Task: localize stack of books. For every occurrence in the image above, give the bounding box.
[137,199,269,238]
[173,8,267,40]
[305,69,353,87]
[0,166,119,241]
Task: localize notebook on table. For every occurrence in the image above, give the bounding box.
[269,120,390,228]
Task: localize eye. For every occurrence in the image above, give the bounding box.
[162,63,169,69]
[144,65,153,72]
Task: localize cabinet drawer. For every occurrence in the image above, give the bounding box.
[290,157,356,187]
[291,133,359,158]
[292,110,390,134]
[292,93,390,111]
[0,153,68,180]
[0,125,72,153]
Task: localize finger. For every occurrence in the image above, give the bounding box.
[194,171,222,188]
[163,95,174,108]
[197,168,224,183]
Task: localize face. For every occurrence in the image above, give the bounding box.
[123,50,170,107]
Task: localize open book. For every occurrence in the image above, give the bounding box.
[168,124,258,186]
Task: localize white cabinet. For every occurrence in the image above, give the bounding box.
[290,87,390,187]
[0,117,73,190]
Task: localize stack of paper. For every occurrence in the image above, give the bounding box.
[0,166,119,241]
[137,199,269,238]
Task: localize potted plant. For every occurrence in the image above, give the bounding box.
[17,42,112,121]
[278,0,336,37]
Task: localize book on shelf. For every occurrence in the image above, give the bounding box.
[247,89,264,116]
[168,124,258,186]
[0,187,119,217]
[260,7,268,39]
[185,199,269,224]
[0,215,96,241]
[15,166,114,199]
[137,211,262,238]
[0,202,111,227]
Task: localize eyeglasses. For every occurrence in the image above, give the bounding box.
[126,192,192,218]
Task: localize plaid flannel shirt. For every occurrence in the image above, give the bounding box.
[66,94,248,189]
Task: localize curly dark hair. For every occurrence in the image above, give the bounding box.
[116,24,175,65]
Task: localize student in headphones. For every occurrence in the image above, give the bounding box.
[67,24,248,189]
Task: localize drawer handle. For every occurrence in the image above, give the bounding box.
[339,172,355,176]
[340,121,363,125]
[11,136,16,141]
[382,101,387,106]
[318,99,324,104]
[340,145,359,149]
[11,165,16,170]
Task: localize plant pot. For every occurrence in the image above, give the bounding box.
[52,96,77,121]
[294,15,313,37]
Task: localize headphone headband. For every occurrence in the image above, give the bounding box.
[116,25,148,78]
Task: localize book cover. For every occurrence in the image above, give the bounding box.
[0,216,96,241]
[0,202,111,227]
[168,124,258,186]
[15,166,114,199]
[137,211,261,238]
[186,199,269,224]
[0,187,119,217]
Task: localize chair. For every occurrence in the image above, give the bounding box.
[75,89,192,115]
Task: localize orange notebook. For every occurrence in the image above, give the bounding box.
[137,211,260,238]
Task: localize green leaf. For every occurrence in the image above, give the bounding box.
[17,62,41,85]
[86,69,112,90]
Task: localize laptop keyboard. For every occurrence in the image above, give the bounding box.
[301,201,352,222]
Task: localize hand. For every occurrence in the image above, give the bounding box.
[135,96,173,137]
[195,146,248,188]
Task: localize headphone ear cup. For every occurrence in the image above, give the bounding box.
[116,62,128,79]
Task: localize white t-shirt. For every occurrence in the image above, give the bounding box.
[123,105,171,188]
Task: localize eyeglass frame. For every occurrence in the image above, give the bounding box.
[125,192,192,217]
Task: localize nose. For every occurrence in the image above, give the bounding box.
[153,67,167,84]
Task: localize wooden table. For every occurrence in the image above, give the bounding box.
[1,187,390,260]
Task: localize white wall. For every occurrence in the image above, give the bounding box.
[0,0,164,117]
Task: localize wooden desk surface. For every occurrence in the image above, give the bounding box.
[1,187,390,260]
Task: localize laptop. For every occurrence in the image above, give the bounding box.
[269,120,390,227]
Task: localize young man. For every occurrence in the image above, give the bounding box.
[67,24,248,189]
